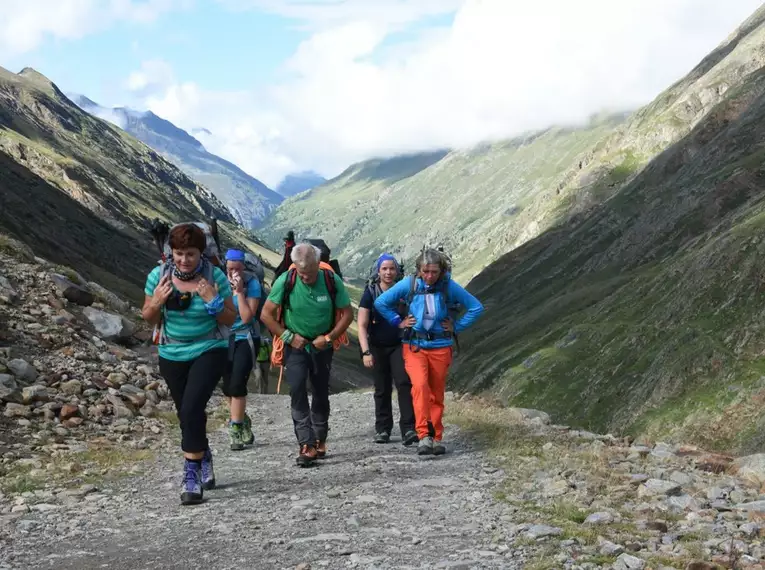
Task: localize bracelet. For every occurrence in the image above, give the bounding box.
[280,329,295,344]
[204,295,224,315]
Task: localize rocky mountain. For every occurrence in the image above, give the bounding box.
[275,170,327,197]
[260,122,630,284]
[69,94,283,228]
[0,66,273,303]
[454,4,765,453]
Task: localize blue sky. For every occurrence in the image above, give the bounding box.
[2,0,764,187]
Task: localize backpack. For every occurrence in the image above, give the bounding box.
[147,219,231,346]
[241,252,268,324]
[270,261,348,367]
[305,238,343,279]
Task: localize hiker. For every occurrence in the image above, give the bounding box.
[374,248,483,456]
[141,223,236,505]
[252,335,272,394]
[358,253,417,446]
[272,230,296,285]
[260,242,353,466]
[222,248,261,450]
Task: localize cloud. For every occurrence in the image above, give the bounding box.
[217,0,463,30]
[0,0,184,60]
[134,0,765,188]
[126,59,175,96]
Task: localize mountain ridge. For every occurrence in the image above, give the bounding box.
[69,94,283,229]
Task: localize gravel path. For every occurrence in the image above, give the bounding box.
[1,391,520,570]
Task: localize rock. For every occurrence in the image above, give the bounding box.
[733,500,765,513]
[59,379,83,395]
[507,408,551,424]
[0,275,19,304]
[0,374,22,403]
[86,281,130,313]
[82,308,135,341]
[600,540,625,556]
[637,479,682,497]
[669,471,694,485]
[21,385,48,404]
[614,553,646,570]
[733,453,765,484]
[3,403,31,418]
[7,359,37,383]
[584,511,614,525]
[50,273,94,306]
[524,525,562,539]
[107,372,128,386]
[59,404,80,420]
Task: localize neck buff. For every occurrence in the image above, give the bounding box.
[173,258,206,281]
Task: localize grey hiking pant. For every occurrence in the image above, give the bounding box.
[284,345,333,445]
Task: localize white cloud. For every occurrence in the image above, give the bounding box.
[134,0,765,188]
[217,0,463,30]
[0,0,185,60]
[126,59,175,96]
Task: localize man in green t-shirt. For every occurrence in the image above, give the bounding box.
[261,242,353,466]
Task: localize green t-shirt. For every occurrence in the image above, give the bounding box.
[268,269,351,339]
[145,265,232,361]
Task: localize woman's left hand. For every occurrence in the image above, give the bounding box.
[196,278,218,302]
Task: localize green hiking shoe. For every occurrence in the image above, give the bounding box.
[229,422,245,451]
[242,413,254,445]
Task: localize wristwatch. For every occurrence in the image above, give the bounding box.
[324,334,333,344]
[361,350,371,356]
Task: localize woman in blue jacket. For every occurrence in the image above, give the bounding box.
[374,248,483,455]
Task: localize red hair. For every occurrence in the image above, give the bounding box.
[168,224,206,252]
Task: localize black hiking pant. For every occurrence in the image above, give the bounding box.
[159,348,227,453]
[371,344,415,436]
[284,345,333,445]
[222,338,259,398]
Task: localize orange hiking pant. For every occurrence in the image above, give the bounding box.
[402,345,453,441]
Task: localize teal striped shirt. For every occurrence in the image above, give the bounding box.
[145,265,232,362]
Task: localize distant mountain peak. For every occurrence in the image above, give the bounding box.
[276,170,327,197]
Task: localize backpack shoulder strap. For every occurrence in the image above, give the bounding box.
[282,268,298,311]
[407,275,417,305]
[322,269,337,328]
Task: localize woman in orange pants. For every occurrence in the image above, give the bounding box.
[374,248,484,455]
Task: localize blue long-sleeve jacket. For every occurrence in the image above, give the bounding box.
[374,275,484,350]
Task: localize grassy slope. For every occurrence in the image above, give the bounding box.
[455,13,765,453]
[260,124,624,285]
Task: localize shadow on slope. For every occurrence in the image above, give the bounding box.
[452,65,765,453]
[0,150,157,302]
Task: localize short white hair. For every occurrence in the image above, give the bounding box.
[291,242,322,269]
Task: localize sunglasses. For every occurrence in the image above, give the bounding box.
[165,290,193,311]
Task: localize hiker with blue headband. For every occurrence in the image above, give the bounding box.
[358,253,417,446]
[222,248,262,451]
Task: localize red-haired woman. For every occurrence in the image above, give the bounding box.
[142,223,236,505]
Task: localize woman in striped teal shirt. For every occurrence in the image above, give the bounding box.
[142,223,236,506]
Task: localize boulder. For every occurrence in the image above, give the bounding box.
[82,308,135,341]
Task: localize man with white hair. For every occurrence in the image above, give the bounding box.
[260,242,354,466]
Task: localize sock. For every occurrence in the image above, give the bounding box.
[231,420,243,426]
[186,458,202,465]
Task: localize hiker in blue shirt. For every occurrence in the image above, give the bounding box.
[222,249,262,451]
[358,253,417,446]
[375,248,484,456]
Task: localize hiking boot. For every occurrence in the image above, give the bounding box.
[374,431,390,444]
[433,441,446,456]
[180,460,203,505]
[417,436,434,456]
[229,422,245,451]
[402,430,418,446]
[297,444,318,467]
[201,448,215,490]
[243,413,254,445]
[315,440,327,459]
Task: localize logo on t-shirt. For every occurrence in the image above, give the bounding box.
[316,295,329,303]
